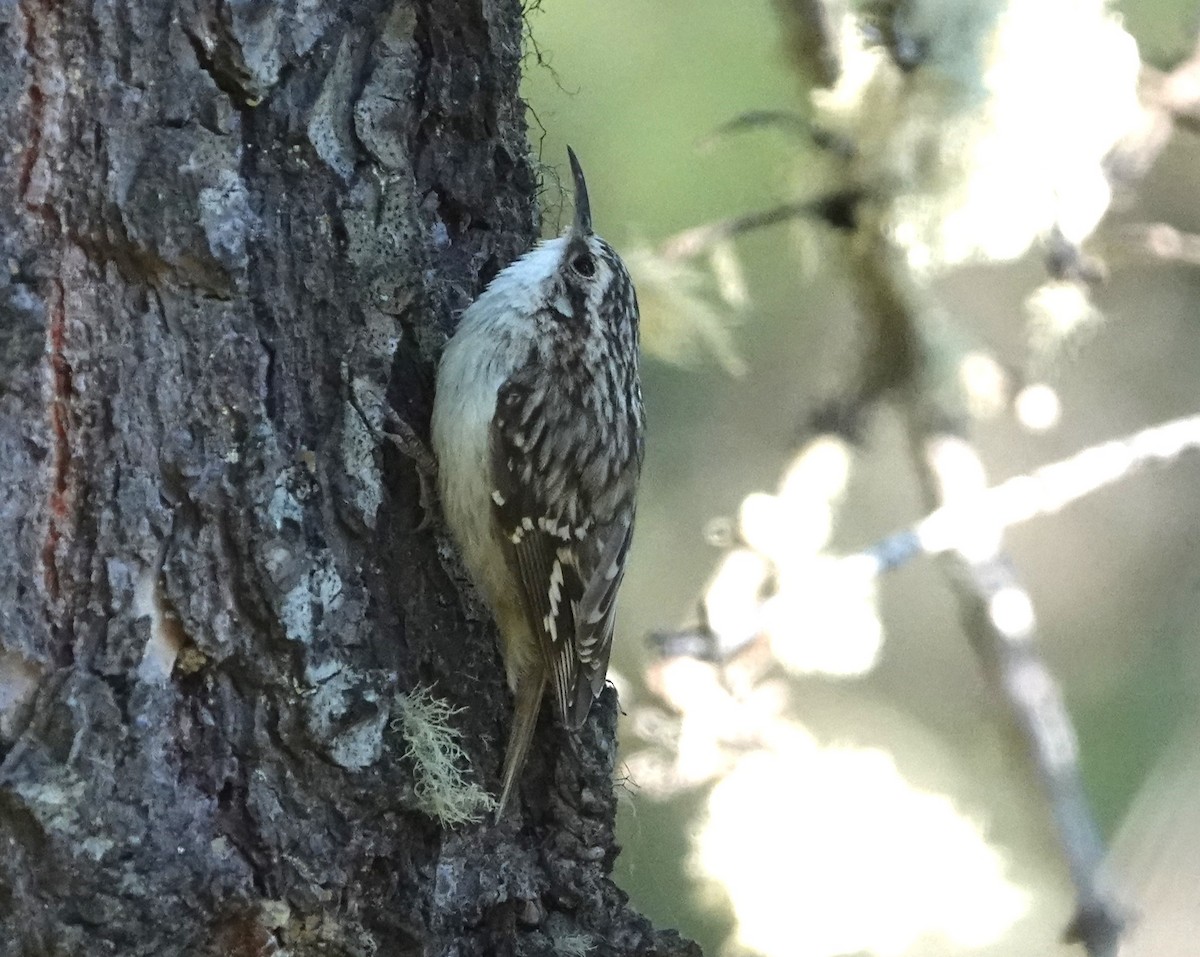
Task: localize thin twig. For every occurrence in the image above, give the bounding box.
[658,201,815,261]
[861,412,1200,573]
[658,192,862,261]
[909,432,1122,957]
[652,411,1200,662]
[697,110,856,157]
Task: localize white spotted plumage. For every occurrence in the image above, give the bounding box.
[430,148,643,819]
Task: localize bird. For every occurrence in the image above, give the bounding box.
[430,147,644,819]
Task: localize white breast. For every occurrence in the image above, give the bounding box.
[431,288,534,611]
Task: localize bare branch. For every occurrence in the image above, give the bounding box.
[656,190,864,264]
[910,434,1123,957]
[657,200,819,261]
[697,110,856,156]
[862,412,1200,572]
[654,412,1200,666]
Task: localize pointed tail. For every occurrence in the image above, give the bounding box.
[496,669,546,822]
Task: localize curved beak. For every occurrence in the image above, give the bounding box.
[567,146,593,237]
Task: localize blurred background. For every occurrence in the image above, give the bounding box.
[523,2,1200,955]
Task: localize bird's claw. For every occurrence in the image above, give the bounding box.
[383,408,439,530]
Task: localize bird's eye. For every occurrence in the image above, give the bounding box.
[571,252,596,278]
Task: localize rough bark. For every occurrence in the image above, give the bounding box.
[0,2,698,955]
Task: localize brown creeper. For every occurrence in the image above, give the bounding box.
[431,148,644,819]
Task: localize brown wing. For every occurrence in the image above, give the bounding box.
[569,505,635,724]
[489,376,639,728]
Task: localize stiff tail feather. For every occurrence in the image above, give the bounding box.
[495,669,546,822]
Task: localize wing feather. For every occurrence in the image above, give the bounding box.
[569,512,634,725]
[491,372,640,730]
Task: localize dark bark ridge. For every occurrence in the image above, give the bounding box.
[0,1,699,954]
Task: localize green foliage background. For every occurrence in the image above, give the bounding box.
[524,2,1200,953]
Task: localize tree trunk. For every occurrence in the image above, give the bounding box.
[0,2,697,954]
